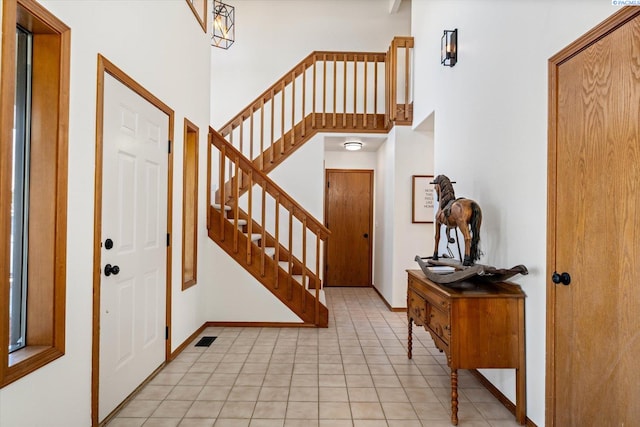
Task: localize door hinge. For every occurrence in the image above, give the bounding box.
[327,181,330,188]
[165,326,169,340]
[168,140,172,154]
[166,233,170,247]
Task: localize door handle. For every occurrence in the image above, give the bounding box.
[363,233,369,238]
[552,271,571,286]
[104,264,120,277]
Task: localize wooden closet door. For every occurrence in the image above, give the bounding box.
[547,9,640,426]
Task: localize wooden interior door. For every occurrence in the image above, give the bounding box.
[325,169,373,286]
[547,9,640,425]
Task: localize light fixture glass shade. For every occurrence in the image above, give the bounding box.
[441,29,457,67]
[344,141,363,151]
[212,0,235,49]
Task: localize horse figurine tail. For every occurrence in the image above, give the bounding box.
[469,202,483,262]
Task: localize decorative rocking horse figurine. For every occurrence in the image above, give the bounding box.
[430,175,482,266]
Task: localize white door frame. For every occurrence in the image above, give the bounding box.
[91,54,174,426]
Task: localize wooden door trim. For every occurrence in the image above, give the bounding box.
[91,54,175,426]
[546,7,640,425]
[324,169,374,286]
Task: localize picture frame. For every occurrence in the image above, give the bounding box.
[412,175,435,223]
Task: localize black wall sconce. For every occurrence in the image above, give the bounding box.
[441,29,457,67]
[212,0,235,49]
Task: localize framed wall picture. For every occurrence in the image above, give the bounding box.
[412,175,435,223]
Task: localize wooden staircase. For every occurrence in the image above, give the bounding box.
[208,130,330,326]
[206,37,414,327]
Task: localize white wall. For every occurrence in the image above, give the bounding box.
[411,1,615,425]
[391,125,434,306]
[374,128,396,305]
[0,1,211,425]
[371,126,434,307]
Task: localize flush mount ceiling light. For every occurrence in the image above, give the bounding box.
[441,29,457,67]
[344,141,363,151]
[212,0,235,49]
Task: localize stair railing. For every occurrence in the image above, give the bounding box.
[208,128,330,320]
[218,37,413,171]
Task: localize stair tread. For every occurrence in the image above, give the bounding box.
[292,274,307,284]
[278,261,290,270]
[263,247,276,257]
[213,203,232,211]
[247,233,262,241]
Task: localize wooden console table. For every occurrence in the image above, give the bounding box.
[406,269,526,425]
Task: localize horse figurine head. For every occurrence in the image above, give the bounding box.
[430,175,483,266]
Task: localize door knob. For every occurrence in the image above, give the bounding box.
[363,233,369,238]
[104,238,114,250]
[552,271,571,286]
[104,264,120,277]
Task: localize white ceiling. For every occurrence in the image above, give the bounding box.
[324,136,386,152]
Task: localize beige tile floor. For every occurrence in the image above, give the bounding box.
[107,287,521,427]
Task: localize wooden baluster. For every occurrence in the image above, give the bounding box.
[246,170,253,264]
[233,156,240,253]
[312,58,316,128]
[260,185,266,277]
[322,54,327,128]
[207,133,211,231]
[404,45,410,121]
[239,115,244,156]
[270,89,275,163]
[332,56,337,128]
[391,43,397,122]
[219,145,226,242]
[281,80,285,155]
[291,70,295,146]
[260,99,265,169]
[302,64,306,137]
[353,57,357,126]
[274,195,280,289]
[315,233,320,325]
[343,53,347,127]
[249,108,254,161]
[374,58,378,128]
[301,217,307,312]
[288,209,294,301]
[364,55,368,128]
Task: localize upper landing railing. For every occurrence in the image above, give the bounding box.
[217,36,414,169]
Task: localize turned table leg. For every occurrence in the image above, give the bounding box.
[407,318,413,359]
[451,368,459,425]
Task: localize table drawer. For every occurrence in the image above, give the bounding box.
[427,304,450,345]
[408,291,427,326]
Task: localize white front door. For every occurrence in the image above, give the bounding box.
[99,74,169,421]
